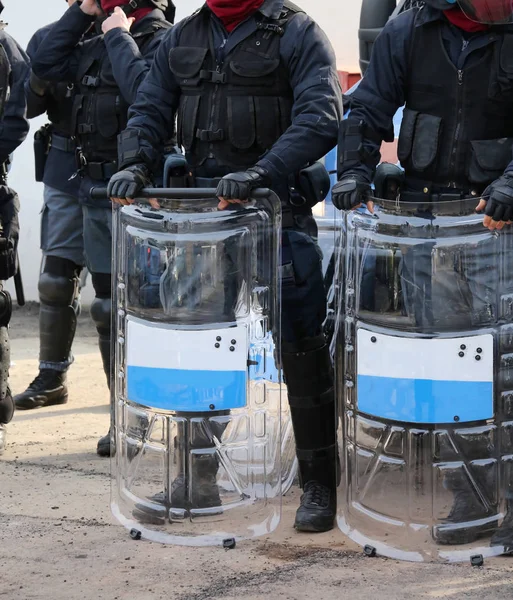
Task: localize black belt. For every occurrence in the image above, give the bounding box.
[83,160,118,181]
[194,177,221,188]
[50,133,76,154]
[401,190,480,203]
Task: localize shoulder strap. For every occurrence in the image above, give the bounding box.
[282,1,305,15]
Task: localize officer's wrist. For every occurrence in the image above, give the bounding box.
[254,159,280,187]
[248,165,271,184]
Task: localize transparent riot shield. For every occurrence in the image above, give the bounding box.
[336,197,513,562]
[110,188,284,546]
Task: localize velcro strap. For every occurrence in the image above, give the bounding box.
[199,70,227,84]
[296,444,337,462]
[279,262,296,285]
[195,128,225,142]
[343,148,362,162]
[287,387,334,409]
[81,75,100,87]
[78,123,95,134]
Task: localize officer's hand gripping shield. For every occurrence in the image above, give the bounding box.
[335,197,513,562]
[110,188,284,546]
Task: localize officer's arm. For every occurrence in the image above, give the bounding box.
[252,15,342,183]
[0,35,29,162]
[104,26,168,105]
[31,3,93,82]
[338,15,410,181]
[25,30,50,119]
[119,30,180,171]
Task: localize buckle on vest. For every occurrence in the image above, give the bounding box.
[82,75,100,87]
[195,128,225,142]
[78,123,95,134]
[256,22,285,36]
[199,70,226,84]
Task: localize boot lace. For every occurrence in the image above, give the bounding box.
[301,481,330,509]
[27,369,62,392]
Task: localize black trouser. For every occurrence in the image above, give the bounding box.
[0,284,13,425]
[280,216,337,490]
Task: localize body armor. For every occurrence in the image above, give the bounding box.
[398,14,513,191]
[171,2,301,170]
[72,20,171,166]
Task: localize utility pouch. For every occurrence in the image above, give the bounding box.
[34,124,52,183]
[295,162,331,208]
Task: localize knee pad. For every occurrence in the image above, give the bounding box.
[90,296,111,334]
[0,290,12,328]
[0,389,13,424]
[39,256,81,306]
[282,336,336,451]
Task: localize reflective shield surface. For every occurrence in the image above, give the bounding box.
[337,198,513,562]
[111,193,284,545]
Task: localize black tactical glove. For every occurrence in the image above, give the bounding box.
[0,185,19,281]
[331,175,372,210]
[107,163,152,200]
[29,71,51,97]
[216,166,270,201]
[483,174,513,222]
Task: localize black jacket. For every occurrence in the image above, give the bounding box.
[122,0,342,194]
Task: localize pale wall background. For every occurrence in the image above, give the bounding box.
[4,0,361,303]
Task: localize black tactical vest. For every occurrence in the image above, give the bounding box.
[72,20,170,163]
[398,13,513,191]
[0,25,10,120]
[170,3,300,170]
[46,81,75,138]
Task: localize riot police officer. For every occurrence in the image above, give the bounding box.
[333,0,513,549]
[0,5,30,453]
[30,0,175,456]
[14,0,92,414]
[107,0,343,532]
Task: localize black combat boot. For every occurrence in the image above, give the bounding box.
[90,293,114,458]
[436,490,496,545]
[0,423,6,455]
[490,503,513,554]
[132,429,225,524]
[281,336,338,534]
[96,429,112,457]
[132,461,222,524]
[14,369,68,410]
[295,480,336,533]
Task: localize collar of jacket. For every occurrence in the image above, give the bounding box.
[416,3,513,33]
[128,8,165,32]
[200,0,284,20]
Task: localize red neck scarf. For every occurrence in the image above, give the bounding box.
[101,1,153,23]
[444,6,490,32]
[207,0,265,32]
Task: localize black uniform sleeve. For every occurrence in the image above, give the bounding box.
[31,3,94,83]
[122,27,182,170]
[254,13,343,182]
[104,25,170,105]
[338,12,413,181]
[25,28,49,119]
[0,33,29,162]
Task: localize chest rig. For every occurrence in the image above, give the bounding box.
[170,2,301,170]
[72,21,170,167]
[398,13,513,192]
